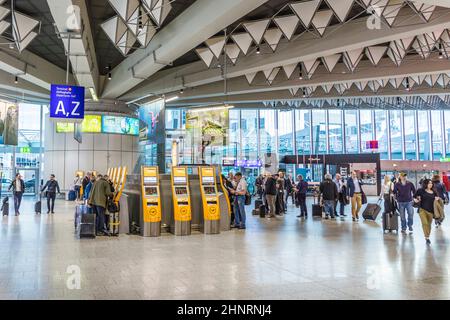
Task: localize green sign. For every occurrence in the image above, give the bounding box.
[440,157,450,162]
[20,146,31,153]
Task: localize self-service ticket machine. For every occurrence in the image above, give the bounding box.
[171,166,192,236]
[199,167,220,234]
[140,166,162,237]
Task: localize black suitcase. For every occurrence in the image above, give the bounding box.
[312,204,322,217]
[35,200,41,214]
[79,213,96,238]
[259,204,266,218]
[1,197,8,216]
[254,199,263,210]
[383,212,399,233]
[252,209,260,216]
[362,201,382,221]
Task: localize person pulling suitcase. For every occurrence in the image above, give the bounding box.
[41,174,61,214]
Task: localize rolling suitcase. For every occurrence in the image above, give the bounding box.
[259,204,266,218]
[362,200,382,221]
[383,212,399,233]
[35,200,41,214]
[254,199,263,210]
[1,197,8,216]
[79,213,96,238]
[252,208,260,216]
[68,190,76,201]
[312,204,323,217]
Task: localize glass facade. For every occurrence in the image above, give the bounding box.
[166,108,450,164]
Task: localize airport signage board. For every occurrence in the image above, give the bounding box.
[102,116,139,135]
[50,84,85,121]
[440,157,450,162]
[235,159,262,168]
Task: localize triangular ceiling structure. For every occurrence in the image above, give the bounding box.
[101,16,128,47]
[263,28,283,51]
[273,15,300,41]
[365,46,387,66]
[302,59,320,78]
[225,43,240,65]
[11,11,39,42]
[289,87,300,96]
[263,67,280,85]
[282,63,298,79]
[231,32,253,55]
[245,72,258,85]
[343,48,364,72]
[290,0,321,28]
[195,47,214,67]
[148,0,172,26]
[325,0,354,22]
[382,1,403,27]
[108,0,139,22]
[321,54,341,72]
[117,29,136,56]
[243,19,270,44]
[136,19,157,47]
[0,5,9,20]
[205,36,226,59]
[311,10,334,36]
[0,21,9,35]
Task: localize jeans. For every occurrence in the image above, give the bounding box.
[397,201,414,231]
[47,192,56,212]
[93,205,107,234]
[265,194,277,217]
[297,193,307,216]
[323,200,335,217]
[338,200,346,216]
[233,195,246,227]
[13,192,23,214]
[74,185,81,200]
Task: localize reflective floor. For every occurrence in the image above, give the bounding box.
[1,196,450,300]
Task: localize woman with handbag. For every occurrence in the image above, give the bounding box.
[432,174,448,227]
[414,179,439,245]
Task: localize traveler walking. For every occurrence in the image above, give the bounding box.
[320,174,339,219]
[41,174,60,214]
[347,171,364,221]
[432,174,448,227]
[88,174,113,236]
[265,173,278,218]
[8,173,24,216]
[230,172,247,229]
[380,175,395,215]
[277,172,286,214]
[334,174,347,217]
[295,174,308,218]
[393,172,416,234]
[414,179,439,245]
[73,174,83,200]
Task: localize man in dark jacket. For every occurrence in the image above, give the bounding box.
[265,174,278,218]
[41,174,60,214]
[8,173,24,216]
[393,172,416,233]
[319,174,338,219]
[295,174,309,218]
[88,174,114,236]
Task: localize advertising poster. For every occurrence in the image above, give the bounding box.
[0,101,19,146]
[185,108,229,146]
[139,100,165,143]
[56,122,74,133]
[80,115,102,133]
[102,116,139,136]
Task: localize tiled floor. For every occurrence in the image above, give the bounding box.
[1,196,450,300]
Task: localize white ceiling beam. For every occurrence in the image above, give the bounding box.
[417,0,450,8]
[102,0,269,99]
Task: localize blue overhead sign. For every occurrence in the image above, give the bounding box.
[49,84,85,121]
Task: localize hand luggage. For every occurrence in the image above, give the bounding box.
[259,204,266,218]
[79,213,96,238]
[362,200,382,221]
[312,204,322,217]
[1,197,8,216]
[74,204,89,230]
[254,199,263,210]
[383,212,399,233]
[35,200,41,214]
[252,208,260,215]
[68,190,76,201]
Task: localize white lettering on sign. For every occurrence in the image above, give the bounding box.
[55,101,66,115]
[71,102,80,116]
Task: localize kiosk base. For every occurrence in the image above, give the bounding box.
[142,222,161,237]
[173,221,191,236]
[204,220,220,234]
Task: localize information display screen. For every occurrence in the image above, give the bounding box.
[174,177,187,184]
[143,177,157,185]
[56,122,75,133]
[144,186,158,196]
[81,115,102,133]
[203,186,216,195]
[175,187,188,195]
[102,116,139,136]
[202,176,214,184]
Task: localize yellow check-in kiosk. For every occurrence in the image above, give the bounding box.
[199,167,220,234]
[171,166,192,236]
[140,166,162,237]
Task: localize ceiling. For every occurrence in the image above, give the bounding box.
[0,0,450,109]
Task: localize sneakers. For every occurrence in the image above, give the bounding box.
[401,229,407,234]
[325,216,330,220]
[408,227,413,233]
[426,238,431,245]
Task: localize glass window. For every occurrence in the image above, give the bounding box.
[431,110,443,160]
[165,109,180,130]
[418,110,431,161]
[295,110,311,155]
[312,110,326,154]
[445,111,450,157]
[259,110,277,154]
[344,110,358,153]
[360,110,373,151]
[241,110,258,160]
[228,109,240,158]
[328,110,342,154]
[374,110,388,159]
[278,110,294,158]
[404,110,417,160]
[390,110,402,160]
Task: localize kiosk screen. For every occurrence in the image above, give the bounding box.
[144,186,158,196]
[144,177,157,184]
[174,177,187,184]
[202,176,214,184]
[203,186,216,195]
[175,187,188,195]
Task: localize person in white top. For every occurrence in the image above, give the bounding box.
[380,175,395,215]
[230,172,248,229]
[73,174,83,200]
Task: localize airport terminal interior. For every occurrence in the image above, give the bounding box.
[1,0,450,301]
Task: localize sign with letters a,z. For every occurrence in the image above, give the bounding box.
[50,84,85,122]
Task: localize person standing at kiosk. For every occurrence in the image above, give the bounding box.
[230,172,247,229]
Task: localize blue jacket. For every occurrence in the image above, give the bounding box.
[347,177,364,197]
[84,181,93,200]
[296,180,308,194]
